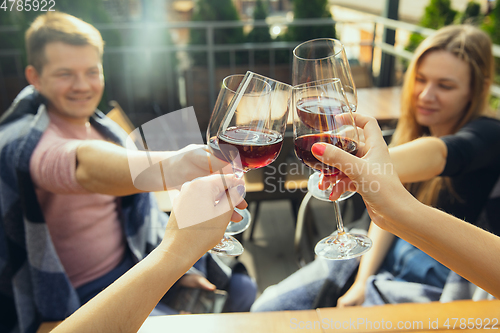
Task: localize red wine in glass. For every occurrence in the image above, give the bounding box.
[218,127,283,171]
[297,97,344,131]
[294,134,358,176]
[208,136,228,162]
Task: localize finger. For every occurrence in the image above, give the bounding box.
[180,275,216,291]
[216,142,244,175]
[355,141,368,157]
[196,276,216,291]
[318,173,342,190]
[230,210,243,222]
[351,114,386,147]
[173,174,243,229]
[215,183,246,216]
[329,178,356,201]
[311,143,363,178]
[236,199,248,209]
[207,173,245,199]
[208,153,232,173]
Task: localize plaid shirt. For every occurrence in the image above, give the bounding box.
[0,86,168,333]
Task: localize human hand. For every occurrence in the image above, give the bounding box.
[178,274,216,291]
[311,114,411,226]
[159,173,246,258]
[164,144,236,190]
[336,281,366,308]
[127,144,240,193]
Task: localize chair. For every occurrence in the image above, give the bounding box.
[106,100,135,135]
[245,131,311,241]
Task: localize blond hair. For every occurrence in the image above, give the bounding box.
[25,11,104,73]
[391,25,494,205]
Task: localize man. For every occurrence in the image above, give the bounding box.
[0,11,255,333]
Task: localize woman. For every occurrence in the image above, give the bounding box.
[251,24,500,311]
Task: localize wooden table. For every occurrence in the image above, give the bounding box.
[357,86,401,121]
[38,299,499,332]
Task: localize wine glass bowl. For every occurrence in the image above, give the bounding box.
[293,38,357,112]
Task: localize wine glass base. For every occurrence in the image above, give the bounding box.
[209,234,244,256]
[225,208,252,235]
[308,173,355,202]
[315,231,372,260]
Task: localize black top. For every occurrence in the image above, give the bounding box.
[437,116,500,235]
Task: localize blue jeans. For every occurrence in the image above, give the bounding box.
[76,252,135,305]
[251,234,450,312]
[382,238,450,288]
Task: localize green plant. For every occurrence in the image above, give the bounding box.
[460,1,482,24]
[286,0,335,42]
[405,0,457,53]
[189,0,245,66]
[247,0,272,44]
[482,1,500,88]
[246,0,272,65]
[482,1,500,45]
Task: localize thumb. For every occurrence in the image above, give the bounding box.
[214,183,246,216]
[179,274,216,291]
[311,142,361,179]
[195,276,216,291]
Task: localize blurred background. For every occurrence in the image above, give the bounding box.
[1,0,499,135]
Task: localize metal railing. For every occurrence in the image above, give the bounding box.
[1,14,499,123]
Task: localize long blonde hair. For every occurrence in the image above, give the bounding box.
[391,25,494,205]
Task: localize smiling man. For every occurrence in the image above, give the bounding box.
[0,12,255,333]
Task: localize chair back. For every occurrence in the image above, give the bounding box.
[107,101,135,134]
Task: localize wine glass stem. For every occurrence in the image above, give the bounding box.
[215,234,234,250]
[333,200,345,235]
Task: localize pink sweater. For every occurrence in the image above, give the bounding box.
[30,111,126,288]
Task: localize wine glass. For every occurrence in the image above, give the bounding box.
[292,78,372,259]
[209,72,292,256]
[293,38,358,201]
[207,74,253,241]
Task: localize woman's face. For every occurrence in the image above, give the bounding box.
[413,50,471,137]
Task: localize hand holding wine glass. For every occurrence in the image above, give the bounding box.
[207,71,292,256]
[292,78,372,259]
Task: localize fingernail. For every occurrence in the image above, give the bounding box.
[329,192,335,201]
[312,143,326,156]
[236,185,246,198]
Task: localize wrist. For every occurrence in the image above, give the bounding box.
[155,235,200,273]
[380,189,423,234]
[157,214,216,266]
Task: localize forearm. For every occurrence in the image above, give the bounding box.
[52,230,196,332]
[389,137,447,183]
[75,141,176,196]
[354,222,395,284]
[384,197,500,299]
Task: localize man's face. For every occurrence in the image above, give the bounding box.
[28,42,104,124]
